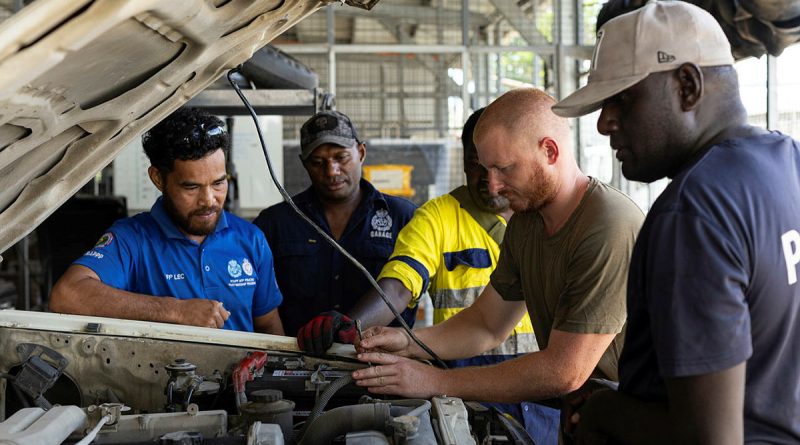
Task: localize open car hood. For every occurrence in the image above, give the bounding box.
[0,0,374,255]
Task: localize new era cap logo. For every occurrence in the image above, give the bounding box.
[590,29,604,71]
[657,51,676,63]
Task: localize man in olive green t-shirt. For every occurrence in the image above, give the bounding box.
[491,177,638,381]
[351,88,643,428]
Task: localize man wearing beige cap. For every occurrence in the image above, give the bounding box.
[553,1,800,443]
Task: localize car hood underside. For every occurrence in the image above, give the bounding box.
[0,0,375,255]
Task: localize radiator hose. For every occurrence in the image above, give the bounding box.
[297,403,392,445]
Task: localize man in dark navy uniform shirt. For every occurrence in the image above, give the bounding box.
[50,108,284,334]
[253,110,416,347]
[553,2,800,443]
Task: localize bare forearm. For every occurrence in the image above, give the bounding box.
[51,275,178,323]
[358,326,616,405]
[578,365,745,445]
[356,286,527,363]
[436,350,591,403]
[576,389,673,444]
[407,284,526,360]
[402,289,525,361]
[253,310,284,335]
[578,391,714,444]
[51,265,232,329]
[405,309,509,361]
[348,278,413,328]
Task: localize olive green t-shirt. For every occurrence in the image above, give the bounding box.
[491,177,644,381]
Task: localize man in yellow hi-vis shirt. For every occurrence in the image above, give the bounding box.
[360,108,539,364]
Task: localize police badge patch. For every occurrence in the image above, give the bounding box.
[227,259,242,278]
[242,258,254,276]
[370,209,393,239]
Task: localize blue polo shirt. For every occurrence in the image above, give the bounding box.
[74,197,282,332]
[253,179,417,335]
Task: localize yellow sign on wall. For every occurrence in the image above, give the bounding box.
[363,164,415,197]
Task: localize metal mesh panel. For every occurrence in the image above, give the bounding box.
[329,1,464,45]
[467,0,497,16]
[315,53,462,140]
[537,0,557,44]
[275,0,619,192]
[581,0,603,45]
[469,49,554,110]
[477,0,555,47]
[466,0,494,45]
[447,144,467,195]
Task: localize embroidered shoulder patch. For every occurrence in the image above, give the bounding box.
[94,232,114,248]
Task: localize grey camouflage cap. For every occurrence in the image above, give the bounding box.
[299,110,360,160]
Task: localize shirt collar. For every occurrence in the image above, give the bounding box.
[359,178,389,210]
[150,197,229,241]
[298,178,388,212]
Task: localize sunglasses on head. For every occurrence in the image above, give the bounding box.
[182,123,226,144]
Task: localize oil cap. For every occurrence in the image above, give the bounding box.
[251,389,283,403]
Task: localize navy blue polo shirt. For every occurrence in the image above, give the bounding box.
[253,179,417,335]
[619,132,800,442]
[74,197,282,332]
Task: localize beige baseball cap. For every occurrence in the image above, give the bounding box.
[552,0,734,118]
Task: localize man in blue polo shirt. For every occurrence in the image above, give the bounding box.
[50,108,284,334]
[253,110,416,344]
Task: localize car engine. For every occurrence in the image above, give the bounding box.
[0,310,532,444]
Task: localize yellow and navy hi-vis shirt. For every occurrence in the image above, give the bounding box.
[378,191,538,360]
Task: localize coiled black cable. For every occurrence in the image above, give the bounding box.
[226,67,447,369]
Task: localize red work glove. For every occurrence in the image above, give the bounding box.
[297,311,357,354]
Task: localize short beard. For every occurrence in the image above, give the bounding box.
[162,193,220,237]
[510,164,558,213]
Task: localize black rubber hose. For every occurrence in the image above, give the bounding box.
[297,403,391,445]
[297,375,353,441]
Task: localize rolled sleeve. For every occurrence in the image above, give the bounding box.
[377,205,442,304]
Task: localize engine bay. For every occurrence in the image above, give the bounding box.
[0,310,531,444]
